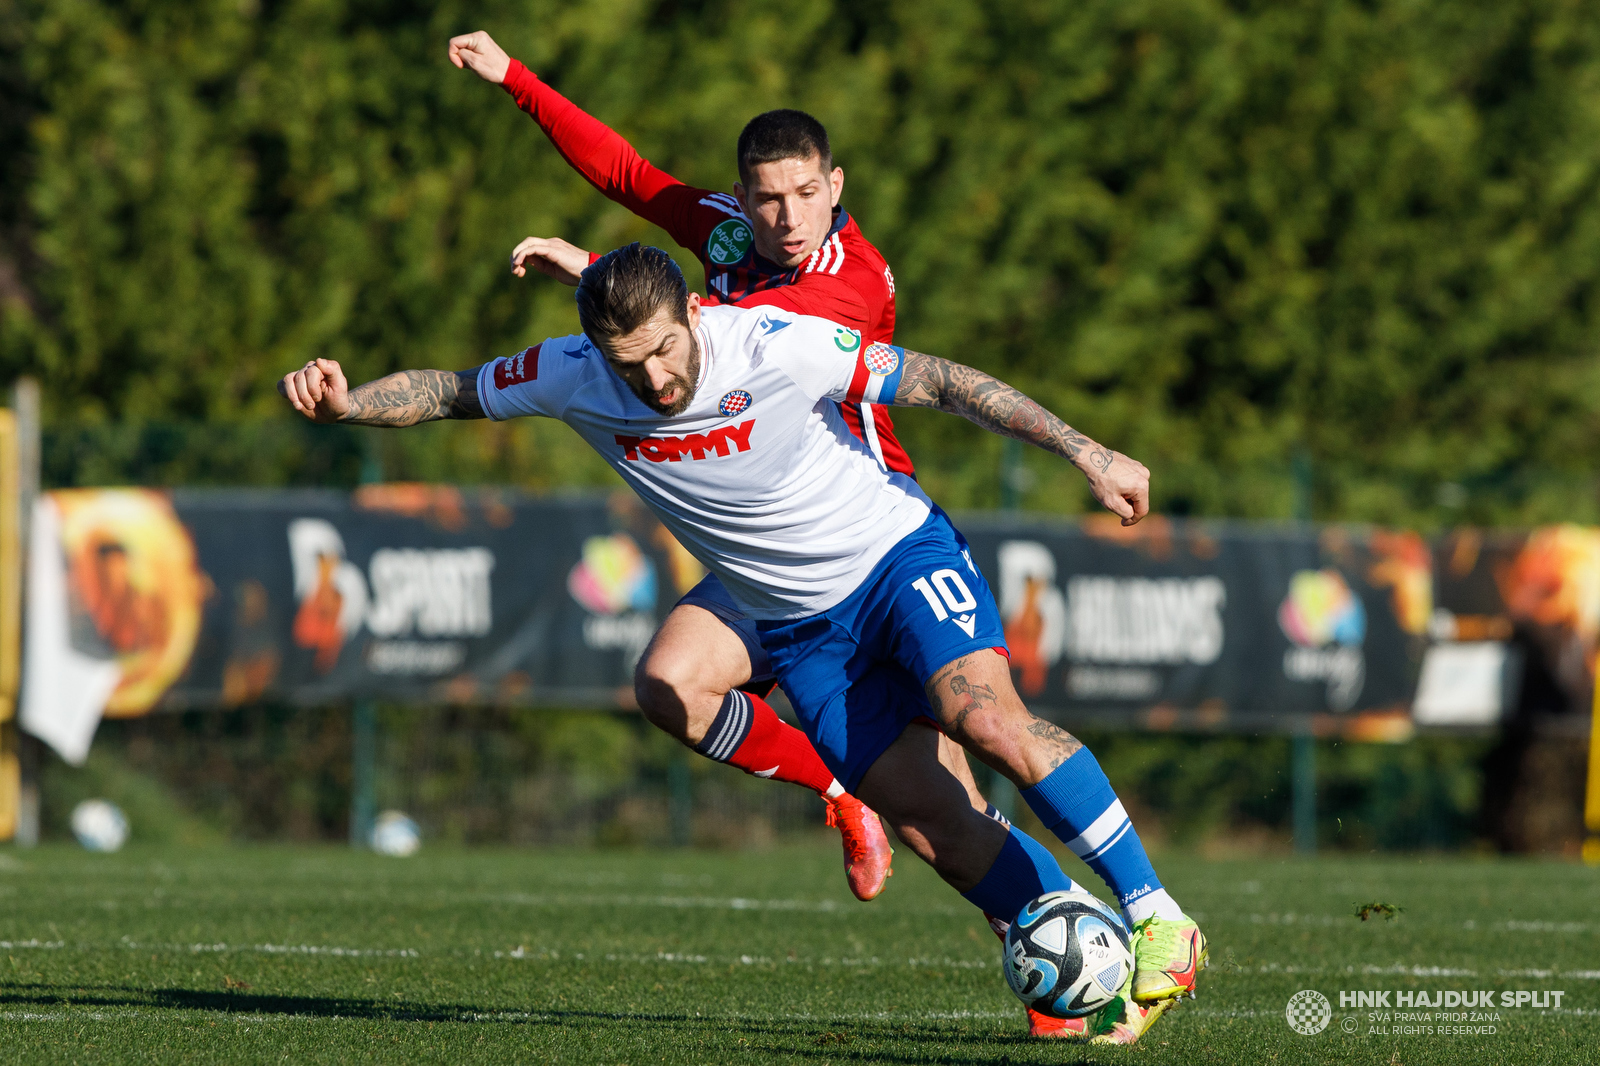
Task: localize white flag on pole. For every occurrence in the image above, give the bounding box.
[19,496,120,765]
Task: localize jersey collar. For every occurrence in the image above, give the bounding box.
[746,206,852,275]
[694,322,714,393]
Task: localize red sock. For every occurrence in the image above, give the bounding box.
[694,690,838,796]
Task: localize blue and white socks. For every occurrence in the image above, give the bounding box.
[1021,748,1183,926]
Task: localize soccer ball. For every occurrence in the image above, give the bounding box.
[1001,889,1133,1017]
[71,799,129,853]
[370,810,421,856]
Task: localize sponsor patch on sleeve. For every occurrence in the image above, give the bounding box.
[494,344,541,390]
[706,218,754,266]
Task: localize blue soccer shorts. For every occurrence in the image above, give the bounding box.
[675,572,775,683]
[756,509,1008,794]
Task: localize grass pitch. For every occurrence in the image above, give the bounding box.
[0,840,1595,1064]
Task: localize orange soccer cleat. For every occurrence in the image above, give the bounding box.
[824,793,893,901]
[1027,1008,1094,1039]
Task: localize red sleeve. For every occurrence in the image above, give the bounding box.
[501,59,706,251]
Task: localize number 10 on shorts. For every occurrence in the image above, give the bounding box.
[911,570,979,637]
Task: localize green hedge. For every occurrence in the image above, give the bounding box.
[4,0,1599,522]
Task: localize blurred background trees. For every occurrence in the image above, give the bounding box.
[2,0,1597,521]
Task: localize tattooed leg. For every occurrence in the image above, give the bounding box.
[923,651,1178,921]
[1024,715,1083,772]
[923,651,1075,789]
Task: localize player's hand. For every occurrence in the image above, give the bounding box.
[279,358,350,424]
[448,31,511,84]
[1083,450,1151,526]
[510,236,591,286]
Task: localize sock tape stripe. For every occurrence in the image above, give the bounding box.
[1079,819,1133,863]
[706,691,751,762]
[705,692,740,761]
[1065,799,1130,857]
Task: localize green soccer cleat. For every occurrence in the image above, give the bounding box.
[1087,972,1172,1045]
[1131,913,1208,1003]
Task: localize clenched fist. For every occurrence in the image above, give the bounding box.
[448,31,511,84]
[1083,450,1151,527]
[279,358,350,423]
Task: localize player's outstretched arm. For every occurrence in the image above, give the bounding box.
[893,352,1150,525]
[279,358,485,427]
[447,31,699,246]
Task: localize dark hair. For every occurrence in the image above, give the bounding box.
[736,109,832,185]
[575,243,689,344]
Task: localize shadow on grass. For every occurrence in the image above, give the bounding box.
[0,983,1096,1064]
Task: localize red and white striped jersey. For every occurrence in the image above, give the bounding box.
[477,305,932,620]
[499,59,916,478]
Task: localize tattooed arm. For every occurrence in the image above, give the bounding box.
[892,351,1151,525]
[279,358,485,426]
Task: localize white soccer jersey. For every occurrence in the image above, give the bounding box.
[478,305,933,619]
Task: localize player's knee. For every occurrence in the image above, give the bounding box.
[636,646,734,740]
[634,651,692,730]
[944,706,1009,759]
[947,710,1040,783]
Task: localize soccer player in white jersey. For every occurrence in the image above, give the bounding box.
[280,244,1207,1045]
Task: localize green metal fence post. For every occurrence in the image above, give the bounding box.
[350,701,376,848]
[1293,729,1316,854]
[1291,448,1317,854]
[669,750,693,846]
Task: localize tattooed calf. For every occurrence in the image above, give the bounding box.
[1026,716,1083,770]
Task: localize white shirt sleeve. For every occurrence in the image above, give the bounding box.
[476,334,589,421]
[759,312,908,407]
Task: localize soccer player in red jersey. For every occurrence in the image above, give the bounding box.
[446,31,1012,903]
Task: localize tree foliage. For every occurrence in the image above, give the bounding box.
[3,0,1598,523]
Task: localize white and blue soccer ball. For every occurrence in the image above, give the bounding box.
[1001,889,1133,1018]
[70,799,129,853]
[370,810,421,857]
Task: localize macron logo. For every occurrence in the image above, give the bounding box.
[494,344,540,389]
[615,420,756,462]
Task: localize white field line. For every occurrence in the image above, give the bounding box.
[5,935,995,971]
[1246,962,1479,977]
[16,935,1600,982]
[486,892,894,914]
[115,938,418,958]
[1500,920,1590,933]
[493,947,995,970]
[1241,914,1597,935]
